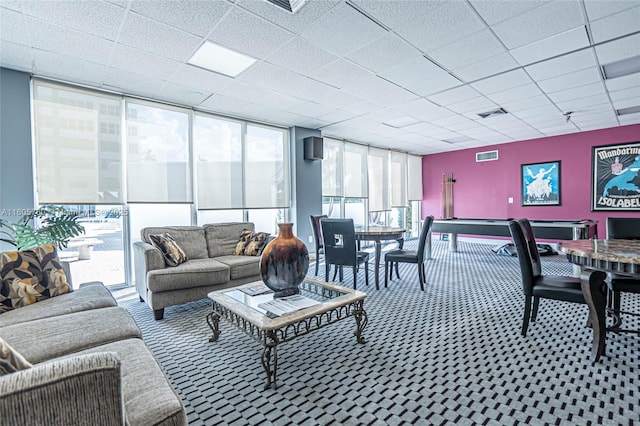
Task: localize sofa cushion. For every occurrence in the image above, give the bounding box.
[233,229,254,256]
[141,226,208,260]
[2,306,141,364]
[149,233,189,267]
[0,337,32,375]
[65,339,186,426]
[0,281,116,328]
[147,258,230,292]
[204,222,255,258]
[215,255,261,280]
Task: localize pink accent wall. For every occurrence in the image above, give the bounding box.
[421,124,640,239]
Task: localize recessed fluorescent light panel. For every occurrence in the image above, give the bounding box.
[188,41,256,77]
[478,108,508,119]
[617,105,640,116]
[442,136,472,144]
[383,116,421,128]
[602,55,640,80]
[265,0,309,13]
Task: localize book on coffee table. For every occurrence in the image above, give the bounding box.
[258,294,320,317]
[240,283,274,296]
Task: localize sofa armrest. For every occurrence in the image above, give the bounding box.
[133,241,165,273]
[0,352,124,426]
[60,260,73,287]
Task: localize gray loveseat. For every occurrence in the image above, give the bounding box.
[0,270,186,425]
[133,222,266,320]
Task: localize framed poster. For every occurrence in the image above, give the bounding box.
[591,142,640,211]
[521,161,561,206]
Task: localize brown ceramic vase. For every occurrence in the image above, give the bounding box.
[260,223,309,298]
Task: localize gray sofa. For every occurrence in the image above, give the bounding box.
[133,222,266,320]
[0,272,186,425]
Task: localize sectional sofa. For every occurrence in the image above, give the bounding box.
[0,266,186,425]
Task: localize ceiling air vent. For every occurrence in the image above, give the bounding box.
[478,108,508,119]
[476,150,499,162]
[264,0,308,13]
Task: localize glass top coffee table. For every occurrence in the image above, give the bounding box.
[207,277,367,389]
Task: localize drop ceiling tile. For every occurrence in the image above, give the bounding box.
[537,67,602,93]
[584,0,638,21]
[200,93,254,113]
[158,82,211,106]
[110,44,179,80]
[573,117,619,128]
[207,7,294,60]
[492,1,584,49]
[238,61,304,93]
[346,33,421,74]
[118,12,202,62]
[613,97,640,110]
[403,122,443,135]
[525,49,596,81]
[590,6,640,43]
[300,2,388,57]
[447,96,500,115]
[307,87,365,109]
[547,82,606,103]
[310,59,372,89]
[0,2,23,12]
[514,105,561,119]
[318,109,358,123]
[215,81,273,104]
[470,69,533,95]
[595,33,640,64]
[171,64,234,92]
[380,58,461,96]
[453,52,519,82]
[266,37,337,75]
[524,113,566,125]
[605,73,640,92]
[469,0,548,25]
[553,93,611,110]
[32,49,108,87]
[27,17,115,65]
[393,98,453,121]
[290,101,336,118]
[343,75,418,105]
[430,114,477,128]
[538,123,580,134]
[255,92,304,111]
[510,26,590,66]
[619,114,640,125]
[130,0,231,37]
[1,7,27,45]
[428,30,507,71]
[237,0,339,34]
[285,76,340,101]
[102,67,165,97]
[488,83,545,104]
[500,94,553,111]
[351,0,445,37]
[0,40,32,71]
[339,99,381,115]
[427,85,482,106]
[21,0,125,41]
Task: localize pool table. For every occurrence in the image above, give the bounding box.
[427,218,598,258]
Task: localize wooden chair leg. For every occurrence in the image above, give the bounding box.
[522,295,532,336]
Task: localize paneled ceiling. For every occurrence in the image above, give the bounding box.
[1,0,638,155]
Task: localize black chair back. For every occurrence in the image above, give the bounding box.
[417,215,434,261]
[309,214,327,249]
[321,218,357,267]
[607,217,640,239]
[508,218,541,296]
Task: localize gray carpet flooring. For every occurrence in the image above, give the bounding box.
[115,239,640,425]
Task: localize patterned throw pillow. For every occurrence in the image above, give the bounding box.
[234,229,254,256]
[0,337,32,375]
[149,233,188,267]
[244,232,270,256]
[31,244,72,297]
[0,249,46,313]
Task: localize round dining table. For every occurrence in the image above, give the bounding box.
[354,226,406,290]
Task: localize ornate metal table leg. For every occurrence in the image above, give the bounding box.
[580,270,607,364]
[207,312,221,342]
[261,331,279,390]
[353,302,368,344]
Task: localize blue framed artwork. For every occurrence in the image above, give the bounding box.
[591,141,640,211]
[521,161,561,206]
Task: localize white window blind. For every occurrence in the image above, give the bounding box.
[33,81,123,204]
[193,114,243,209]
[343,142,368,198]
[390,151,408,207]
[244,124,289,208]
[408,155,423,200]
[322,138,343,197]
[368,147,390,212]
[126,100,191,203]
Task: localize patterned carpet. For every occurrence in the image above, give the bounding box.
[115,240,640,425]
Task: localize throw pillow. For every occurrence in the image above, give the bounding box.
[149,233,188,267]
[0,337,32,375]
[234,229,254,256]
[0,249,46,313]
[31,244,72,297]
[244,232,270,256]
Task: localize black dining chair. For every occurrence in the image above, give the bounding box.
[508,218,588,336]
[384,215,434,291]
[309,214,327,276]
[320,218,369,289]
[606,217,640,332]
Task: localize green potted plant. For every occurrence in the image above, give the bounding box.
[0,205,85,251]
